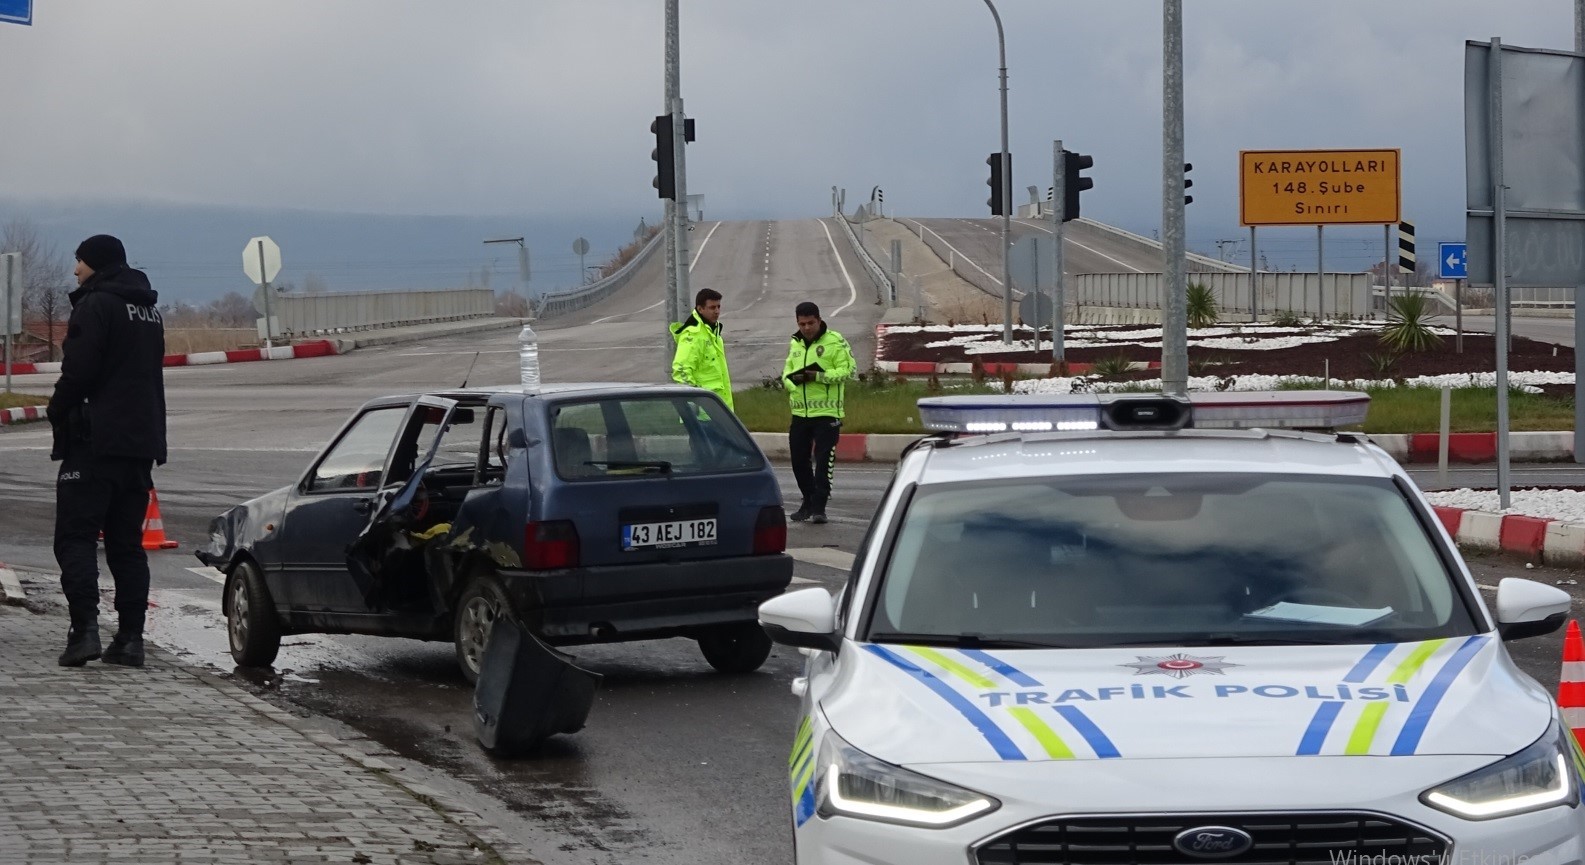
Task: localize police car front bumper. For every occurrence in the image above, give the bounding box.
[793,755,1585,865]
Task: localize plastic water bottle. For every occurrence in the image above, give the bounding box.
[518,323,540,390]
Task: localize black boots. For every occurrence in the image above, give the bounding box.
[58,621,102,667]
[103,632,145,667]
[790,503,811,522]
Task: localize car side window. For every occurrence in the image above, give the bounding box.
[307,407,406,492]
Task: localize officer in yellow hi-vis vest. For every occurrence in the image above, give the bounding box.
[782,301,855,524]
[670,288,733,411]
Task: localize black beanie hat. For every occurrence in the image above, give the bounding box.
[74,235,127,272]
[795,301,821,319]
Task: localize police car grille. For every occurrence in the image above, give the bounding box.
[975,813,1447,865]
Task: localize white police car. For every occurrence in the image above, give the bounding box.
[759,391,1584,865]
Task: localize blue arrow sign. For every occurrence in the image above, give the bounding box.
[0,0,31,25]
[1438,242,1468,280]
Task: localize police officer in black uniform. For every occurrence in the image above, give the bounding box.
[49,235,167,668]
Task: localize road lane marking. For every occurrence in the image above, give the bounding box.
[1017,219,1146,273]
[591,220,722,324]
[187,566,227,584]
[817,219,859,317]
[788,547,856,571]
[902,219,1005,289]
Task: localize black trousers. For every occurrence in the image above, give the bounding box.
[53,450,154,633]
[789,416,841,513]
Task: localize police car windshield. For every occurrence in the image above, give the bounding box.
[867,473,1480,648]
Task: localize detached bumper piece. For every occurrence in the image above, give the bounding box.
[472,613,601,756]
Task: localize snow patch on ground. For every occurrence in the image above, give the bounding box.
[1012,371,1575,395]
[890,322,1418,356]
[1423,488,1585,524]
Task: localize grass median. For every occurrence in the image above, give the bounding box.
[0,392,47,412]
[732,380,1576,435]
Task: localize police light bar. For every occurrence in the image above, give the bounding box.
[916,391,1369,434]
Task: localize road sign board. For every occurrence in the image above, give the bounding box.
[571,238,590,256]
[0,0,32,25]
[1009,235,1055,295]
[1018,291,1053,330]
[1438,242,1468,280]
[1239,149,1400,227]
[243,236,282,285]
[1,254,20,337]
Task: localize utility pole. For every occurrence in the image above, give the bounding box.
[983,0,1014,345]
[1161,0,1188,394]
[1577,0,1584,53]
[662,0,683,345]
[1052,142,1066,363]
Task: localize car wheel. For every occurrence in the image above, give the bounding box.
[697,622,773,674]
[227,559,282,668]
[454,578,510,685]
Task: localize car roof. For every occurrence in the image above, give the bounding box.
[361,383,713,408]
[913,430,1399,485]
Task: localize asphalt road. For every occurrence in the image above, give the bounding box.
[1,218,1583,864]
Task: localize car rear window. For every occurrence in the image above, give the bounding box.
[868,473,1479,648]
[549,395,763,479]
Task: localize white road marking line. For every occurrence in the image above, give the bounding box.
[788,547,856,571]
[790,576,818,585]
[1018,219,1146,273]
[590,221,723,325]
[902,219,1004,287]
[817,219,859,317]
[187,566,227,584]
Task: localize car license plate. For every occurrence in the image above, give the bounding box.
[623,518,718,550]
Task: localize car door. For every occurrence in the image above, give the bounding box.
[274,397,453,613]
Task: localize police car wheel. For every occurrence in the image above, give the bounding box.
[697,622,773,674]
[227,559,281,668]
[455,578,509,685]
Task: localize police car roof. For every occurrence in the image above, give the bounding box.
[912,430,1398,486]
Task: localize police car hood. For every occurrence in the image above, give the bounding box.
[823,639,1551,764]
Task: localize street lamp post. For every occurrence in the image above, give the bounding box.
[483,236,531,316]
[1160,0,1188,394]
[982,0,1015,345]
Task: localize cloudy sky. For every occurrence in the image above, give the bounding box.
[0,0,1571,281]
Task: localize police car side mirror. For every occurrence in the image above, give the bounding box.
[759,588,840,653]
[1493,578,1571,641]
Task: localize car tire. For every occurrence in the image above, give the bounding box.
[454,577,510,685]
[227,559,282,668]
[697,622,773,674]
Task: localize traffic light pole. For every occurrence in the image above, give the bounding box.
[662,0,682,336]
[1051,142,1066,363]
[672,97,692,316]
[983,0,1014,345]
[1160,0,1188,395]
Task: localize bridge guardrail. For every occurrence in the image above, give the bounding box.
[1071,272,1375,319]
[535,229,665,319]
[834,212,895,304]
[272,288,495,337]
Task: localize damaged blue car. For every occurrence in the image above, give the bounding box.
[196,383,793,684]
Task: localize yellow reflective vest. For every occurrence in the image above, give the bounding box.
[670,311,733,411]
[782,325,855,419]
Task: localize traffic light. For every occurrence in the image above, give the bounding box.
[1183,162,1194,206]
[986,152,1010,216]
[651,114,676,200]
[1062,150,1093,223]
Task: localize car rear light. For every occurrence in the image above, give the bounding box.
[524,520,580,570]
[753,506,787,555]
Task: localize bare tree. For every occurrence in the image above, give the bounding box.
[495,291,530,318]
[1,218,71,361]
[206,292,256,328]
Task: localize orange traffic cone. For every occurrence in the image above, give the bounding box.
[141,489,179,551]
[1559,620,1585,747]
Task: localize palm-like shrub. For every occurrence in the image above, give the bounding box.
[1186,283,1219,329]
[1379,292,1443,353]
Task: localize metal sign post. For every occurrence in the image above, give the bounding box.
[243,236,283,350]
[1249,227,1258,322]
[1490,37,1512,505]
[2,254,15,394]
[1052,141,1067,363]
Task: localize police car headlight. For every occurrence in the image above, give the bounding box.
[815,728,998,828]
[1422,720,1580,820]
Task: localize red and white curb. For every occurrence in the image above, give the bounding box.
[0,338,339,377]
[1430,506,1585,567]
[0,405,45,426]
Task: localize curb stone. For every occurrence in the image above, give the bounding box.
[1432,505,1585,568]
[0,562,22,605]
[0,338,341,378]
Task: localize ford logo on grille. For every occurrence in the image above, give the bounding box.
[1172,826,1254,859]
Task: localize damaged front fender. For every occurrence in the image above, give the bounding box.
[194,487,291,572]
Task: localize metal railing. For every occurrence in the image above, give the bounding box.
[536,229,665,319]
[1070,272,1376,319]
[895,217,1008,300]
[834,210,895,304]
[271,288,495,337]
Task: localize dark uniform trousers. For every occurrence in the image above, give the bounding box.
[54,447,154,632]
[789,415,842,513]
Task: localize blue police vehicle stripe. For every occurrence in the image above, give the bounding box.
[1294,644,1394,755]
[864,645,1027,761]
[1296,701,1346,756]
[1391,635,1490,756]
[960,649,1042,688]
[794,786,817,826]
[1053,705,1121,759]
[1344,643,1395,683]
